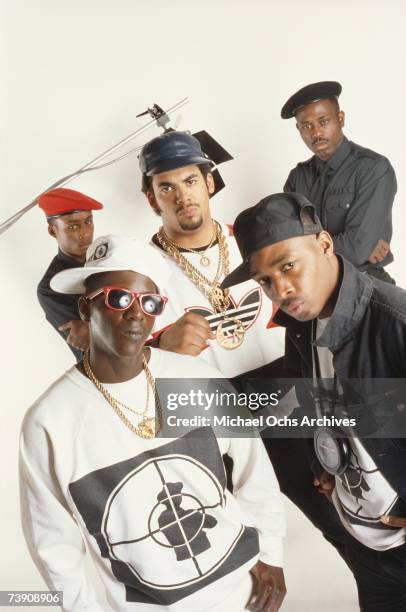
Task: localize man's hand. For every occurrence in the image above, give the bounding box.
[158,313,214,356]
[380,515,406,528]
[313,470,335,503]
[368,239,390,264]
[59,320,89,351]
[247,561,286,612]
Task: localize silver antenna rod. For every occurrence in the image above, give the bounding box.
[0,97,189,235]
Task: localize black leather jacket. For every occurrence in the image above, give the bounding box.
[274,256,406,500]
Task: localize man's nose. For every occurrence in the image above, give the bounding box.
[272,276,294,302]
[311,124,323,140]
[124,297,143,319]
[175,184,190,204]
[79,225,91,240]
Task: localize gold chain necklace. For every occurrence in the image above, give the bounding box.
[157,221,245,349]
[164,223,217,267]
[83,350,161,438]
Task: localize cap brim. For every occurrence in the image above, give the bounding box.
[51,265,139,295]
[220,261,251,289]
[146,155,213,176]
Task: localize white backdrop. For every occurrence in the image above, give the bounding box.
[1,0,405,610]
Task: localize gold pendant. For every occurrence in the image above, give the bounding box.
[216,317,245,349]
[137,417,158,439]
[200,255,210,267]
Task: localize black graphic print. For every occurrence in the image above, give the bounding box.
[186,288,262,336]
[69,429,259,606]
[156,481,217,562]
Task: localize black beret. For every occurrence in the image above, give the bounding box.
[281,81,342,119]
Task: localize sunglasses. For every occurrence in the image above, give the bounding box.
[85,286,168,316]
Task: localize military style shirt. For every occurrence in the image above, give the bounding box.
[37,249,83,361]
[284,137,397,271]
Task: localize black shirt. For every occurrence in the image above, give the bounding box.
[284,137,397,270]
[37,249,83,361]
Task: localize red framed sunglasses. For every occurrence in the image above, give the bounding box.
[85,286,168,316]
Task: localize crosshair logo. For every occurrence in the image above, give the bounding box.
[101,454,244,589]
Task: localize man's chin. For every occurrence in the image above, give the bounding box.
[284,303,315,322]
[179,217,204,231]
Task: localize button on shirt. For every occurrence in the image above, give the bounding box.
[284,137,397,270]
[37,249,83,361]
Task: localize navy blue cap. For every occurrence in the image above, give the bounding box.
[139,131,213,176]
[281,81,342,119]
[221,193,323,289]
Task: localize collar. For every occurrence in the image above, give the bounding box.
[56,248,84,268]
[274,256,374,352]
[324,136,351,171]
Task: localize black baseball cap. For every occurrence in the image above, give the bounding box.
[139,131,212,176]
[281,81,342,119]
[221,193,323,289]
[139,130,234,195]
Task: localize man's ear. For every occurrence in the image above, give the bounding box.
[147,191,162,217]
[338,110,345,128]
[206,173,215,195]
[317,230,334,257]
[78,296,90,321]
[47,223,57,238]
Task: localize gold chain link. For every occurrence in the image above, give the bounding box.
[157,221,231,313]
[83,350,162,438]
[162,223,217,265]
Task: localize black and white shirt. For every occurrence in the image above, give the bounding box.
[20,349,285,611]
[315,317,406,551]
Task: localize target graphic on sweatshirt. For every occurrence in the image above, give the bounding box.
[101,454,244,589]
[69,429,259,605]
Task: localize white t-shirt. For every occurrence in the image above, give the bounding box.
[315,318,406,551]
[151,223,285,378]
[20,349,285,612]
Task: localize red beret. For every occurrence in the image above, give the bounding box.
[38,188,103,218]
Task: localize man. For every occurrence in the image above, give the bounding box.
[37,187,103,360]
[222,192,406,611]
[20,235,286,612]
[139,130,285,378]
[139,130,347,563]
[282,81,397,283]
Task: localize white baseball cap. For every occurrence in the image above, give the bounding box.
[50,235,171,294]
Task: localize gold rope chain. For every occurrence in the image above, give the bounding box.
[83,350,162,439]
[164,224,217,266]
[157,221,231,313]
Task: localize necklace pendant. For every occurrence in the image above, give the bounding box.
[200,255,210,267]
[137,416,158,439]
[216,317,245,350]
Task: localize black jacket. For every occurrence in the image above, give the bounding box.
[274,256,406,501]
[37,249,83,361]
[284,138,397,271]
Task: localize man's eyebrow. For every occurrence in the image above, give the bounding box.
[61,213,92,223]
[250,254,291,277]
[298,113,330,124]
[157,173,199,188]
[156,180,174,188]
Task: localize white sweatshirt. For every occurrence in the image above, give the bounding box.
[151,223,285,377]
[20,349,285,612]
